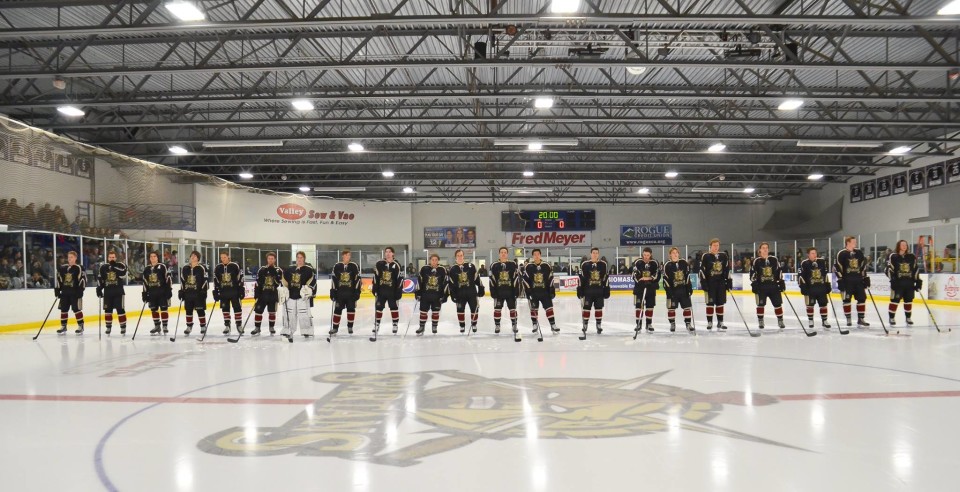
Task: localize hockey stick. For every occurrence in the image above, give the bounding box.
[578,298,588,341]
[867,288,892,335]
[32,298,59,341]
[169,300,183,342]
[401,298,420,339]
[197,300,218,342]
[827,294,849,335]
[325,301,336,343]
[917,291,948,333]
[130,303,148,341]
[98,298,102,340]
[785,295,817,337]
[633,295,645,340]
[227,307,255,343]
[729,293,761,338]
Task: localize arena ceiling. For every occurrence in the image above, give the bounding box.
[0,0,958,204]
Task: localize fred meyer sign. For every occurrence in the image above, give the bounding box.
[507,231,591,247]
[620,224,672,246]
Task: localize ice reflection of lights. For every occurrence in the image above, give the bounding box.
[893,450,913,480]
[405,393,417,415]
[711,455,729,483]
[175,460,193,491]
[522,389,538,440]
[353,461,370,490]
[304,404,315,421]
[532,463,548,491]
[243,424,258,444]
[810,402,825,437]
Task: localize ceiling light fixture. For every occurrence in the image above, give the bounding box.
[937,0,960,15]
[291,99,314,111]
[777,99,805,111]
[534,97,555,109]
[499,187,554,193]
[527,142,543,151]
[403,187,415,193]
[637,187,650,194]
[888,146,911,155]
[796,140,884,148]
[708,143,726,152]
[238,172,254,180]
[523,170,535,177]
[743,187,756,193]
[382,171,395,178]
[164,1,205,21]
[169,145,188,155]
[56,105,85,117]
[313,187,366,192]
[626,66,647,75]
[550,0,580,14]
[348,142,365,152]
[664,171,679,178]
[493,138,579,146]
[807,173,824,180]
[299,186,311,192]
[202,140,284,148]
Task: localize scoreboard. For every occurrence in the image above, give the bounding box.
[501,210,596,231]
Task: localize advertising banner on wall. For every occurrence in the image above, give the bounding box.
[424,226,476,249]
[619,224,673,246]
[608,275,634,290]
[928,273,960,301]
[506,231,591,248]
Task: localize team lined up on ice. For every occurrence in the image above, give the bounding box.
[49,236,921,337]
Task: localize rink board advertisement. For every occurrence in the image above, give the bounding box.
[928,274,960,301]
[424,226,476,249]
[619,224,672,246]
[506,231,591,247]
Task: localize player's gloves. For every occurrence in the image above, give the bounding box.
[750,282,759,294]
[141,291,148,302]
[254,286,262,300]
[54,288,61,298]
[177,289,184,300]
[477,284,485,298]
[915,278,923,292]
[800,284,809,296]
[277,286,289,304]
[329,289,336,301]
[603,285,611,299]
[212,289,220,302]
[300,285,313,299]
[371,283,379,297]
[394,288,403,301]
[576,286,583,299]
[96,286,103,298]
[353,291,361,302]
[778,279,786,292]
[550,287,557,300]
[686,283,693,296]
[862,276,871,288]
[415,291,421,301]
[726,277,733,292]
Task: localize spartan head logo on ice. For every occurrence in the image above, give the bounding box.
[198,371,803,466]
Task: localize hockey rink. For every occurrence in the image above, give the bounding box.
[1,293,959,492]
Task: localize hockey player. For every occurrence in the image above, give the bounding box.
[253,252,283,336]
[179,251,209,336]
[281,251,316,338]
[330,250,361,334]
[142,251,172,336]
[373,247,404,335]
[97,250,128,336]
[213,251,244,335]
[834,236,870,327]
[632,247,660,333]
[523,249,558,333]
[448,249,484,333]
[798,247,832,329]
[886,239,920,326]
[55,250,86,335]
[416,254,449,335]
[578,247,610,334]
[699,239,732,330]
[750,242,786,329]
[489,247,520,335]
[662,247,694,332]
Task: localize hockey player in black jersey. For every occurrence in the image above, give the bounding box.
[632,247,660,333]
[835,236,870,327]
[373,247,404,335]
[699,238,732,330]
[751,242,786,329]
[490,247,520,335]
[448,249,484,333]
[97,250,128,335]
[214,251,244,335]
[142,251,172,336]
[55,251,86,335]
[179,251,209,336]
[330,250,361,334]
[578,247,610,334]
[662,247,694,332]
[417,254,448,335]
[253,252,283,336]
[886,240,921,326]
[523,249,558,333]
[798,247,832,329]
[282,252,316,338]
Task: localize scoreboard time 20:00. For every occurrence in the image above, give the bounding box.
[501,210,596,231]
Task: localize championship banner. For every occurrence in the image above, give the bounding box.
[425,226,476,249]
[506,231,591,247]
[947,159,960,184]
[619,224,672,246]
[926,163,945,188]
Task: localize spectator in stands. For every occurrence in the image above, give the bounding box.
[26,271,49,289]
[0,274,12,290]
[478,264,488,277]
[407,263,416,275]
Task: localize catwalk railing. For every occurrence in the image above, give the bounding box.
[0,225,957,296]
